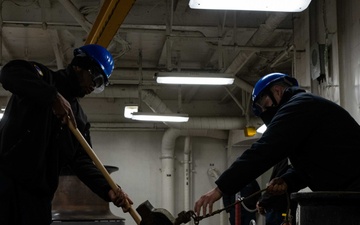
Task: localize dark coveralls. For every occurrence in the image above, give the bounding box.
[215,87,360,198]
[0,60,112,225]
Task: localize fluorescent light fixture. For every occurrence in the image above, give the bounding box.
[131,112,189,122]
[256,124,267,134]
[0,107,5,120]
[189,0,312,12]
[155,72,234,85]
[124,105,139,119]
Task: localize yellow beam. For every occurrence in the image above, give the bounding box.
[85,0,136,47]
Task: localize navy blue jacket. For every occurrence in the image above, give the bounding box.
[216,87,360,194]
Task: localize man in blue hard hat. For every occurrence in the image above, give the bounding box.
[0,44,132,225]
[193,72,360,223]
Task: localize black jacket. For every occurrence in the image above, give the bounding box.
[216,87,360,195]
[0,60,111,222]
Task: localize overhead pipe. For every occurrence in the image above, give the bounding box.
[249,13,289,46]
[219,12,290,107]
[226,12,290,90]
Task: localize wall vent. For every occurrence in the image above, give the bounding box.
[310,43,326,80]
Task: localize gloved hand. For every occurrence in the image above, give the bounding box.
[266,177,288,195]
[256,201,266,215]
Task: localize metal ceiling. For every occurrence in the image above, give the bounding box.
[0,0,296,125]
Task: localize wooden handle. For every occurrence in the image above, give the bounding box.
[68,121,141,225]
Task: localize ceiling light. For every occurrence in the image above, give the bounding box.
[0,107,5,120]
[256,124,267,134]
[124,105,138,119]
[189,0,312,12]
[155,72,234,85]
[131,113,189,122]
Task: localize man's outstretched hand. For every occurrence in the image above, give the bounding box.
[193,187,223,216]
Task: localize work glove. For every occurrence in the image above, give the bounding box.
[256,201,266,215]
[266,177,288,195]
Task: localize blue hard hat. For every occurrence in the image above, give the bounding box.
[252,73,298,115]
[74,44,114,84]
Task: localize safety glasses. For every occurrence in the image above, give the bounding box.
[88,66,105,93]
[253,93,270,116]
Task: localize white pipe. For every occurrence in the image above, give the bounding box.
[161,129,228,214]
[161,129,181,214]
[225,12,289,75]
[184,137,191,212]
[141,89,173,114]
